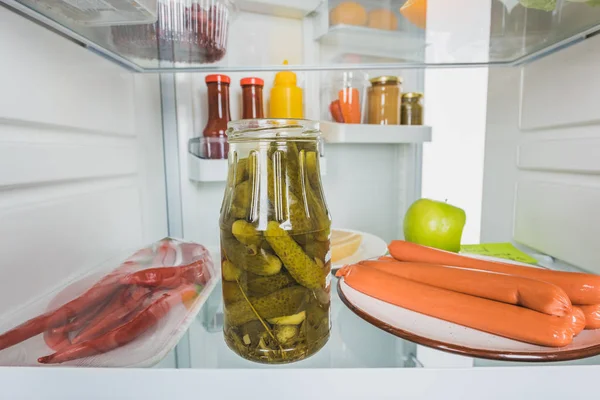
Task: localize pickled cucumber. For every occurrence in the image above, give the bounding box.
[232,220,262,246]
[225,285,308,326]
[305,151,320,191]
[231,180,251,219]
[222,281,245,305]
[265,221,325,290]
[275,325,299,344]
[222,260,242,282]
[235,157,249,185]
[245,271,296,296]
[268,311,306,325]
[222,236,282,276]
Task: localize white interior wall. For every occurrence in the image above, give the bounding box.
[0,8,167,319]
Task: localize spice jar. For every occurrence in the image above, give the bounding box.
[203,74,232,159]
[220,119,331,364]
[240,77,265,119]
[401,92,424,125]
[367,76,402,125]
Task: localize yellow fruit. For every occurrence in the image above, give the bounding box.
[400,0,427,29]
[367,9,399,30]
[330,2,368,26]
[331,230,363,263]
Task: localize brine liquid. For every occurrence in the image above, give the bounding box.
[221,229,331,364]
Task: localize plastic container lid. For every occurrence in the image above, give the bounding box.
[240,77,265,86]
[274,60,297,86]
[206,74,231,84]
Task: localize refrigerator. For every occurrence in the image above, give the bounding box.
[1,0,600,397]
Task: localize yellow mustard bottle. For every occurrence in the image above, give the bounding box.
[269,60,303,119]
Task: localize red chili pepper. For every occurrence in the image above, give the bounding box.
[120,260,209,288]
[0,264,133,352]
[38,285,200,364]
[72,286,151,344]
[50,293,114,336]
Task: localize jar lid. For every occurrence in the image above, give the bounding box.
[370,76,402,85]
[240,77,264,86]
[206,74,231,84]
[402,92,423,99]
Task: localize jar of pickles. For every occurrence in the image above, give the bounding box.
[219,119,331,364]
[401,92,424,125]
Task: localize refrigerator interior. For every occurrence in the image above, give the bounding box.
[1,0,600,377]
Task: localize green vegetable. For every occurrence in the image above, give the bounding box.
[235,157,249,185]
[274,325,299,344]
[222,281,245,305]
[232,220,262,246]
[222,235,282,276]
[268,311,306,325]
[225,285,308,326]
[245,271,296,296]
[222,260,242,282]
[518,0,557,11]
[265,221,325,290]
[231,180,252,219]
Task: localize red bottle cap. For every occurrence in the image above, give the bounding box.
[240,77,264,86]
[206,74,231,84]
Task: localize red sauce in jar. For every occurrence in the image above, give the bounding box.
[240,77,265,119]
[203,74,231,159]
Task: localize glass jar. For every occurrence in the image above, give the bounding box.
[368,76,402,125]
[324,71,368,124]
[401,92,424,125]
[219,119,331,364]
[203,74,232,159]
[240,77,265,119]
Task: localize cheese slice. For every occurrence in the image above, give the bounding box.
[331,230,363,263]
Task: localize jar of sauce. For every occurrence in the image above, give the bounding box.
[240,77,264,119]
[367,76,402,125]
[401,92,424,125]
[203,74,231,159]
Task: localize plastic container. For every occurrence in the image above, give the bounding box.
[21,0,158,26]
[0,238,218,367]
[328,0,403,31]
[269,61,303,119]
[322,71,368,124]
[219,119,331,364]
[110,0,234,64]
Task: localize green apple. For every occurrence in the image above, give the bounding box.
[403,198,466,252]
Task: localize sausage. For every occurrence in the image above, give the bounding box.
[388,240,600,305]
[571,306,586,335]
[578,305,600,330]
[336,264,574,347]
[358,260,572,316]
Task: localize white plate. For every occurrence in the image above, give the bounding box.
[331,229,388,270]
[337,261,600,362]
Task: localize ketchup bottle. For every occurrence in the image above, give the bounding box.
[203,74,231,159]
[241,77,265,119]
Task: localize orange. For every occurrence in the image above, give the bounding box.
[367,9,399,30]
[330,2,368,26]
[400,0,427,29]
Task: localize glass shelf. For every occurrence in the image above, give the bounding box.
[3,0,600,71]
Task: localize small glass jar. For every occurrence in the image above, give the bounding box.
[401,92,424,125]
[240,77,265,119]
[368,76,402,125]
[220,119,331,364]
[324,71,368,124]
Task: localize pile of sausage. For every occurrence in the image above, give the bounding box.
[337,240,600,347]
[0,239,213,364]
